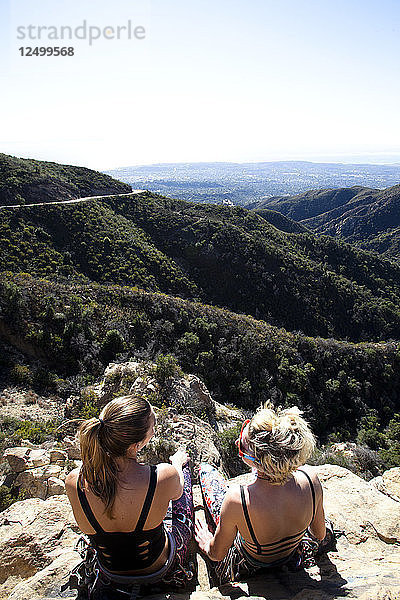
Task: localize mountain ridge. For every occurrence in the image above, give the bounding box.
[2,192,400,341]
[249,184,400,261]
[0,153,131,207]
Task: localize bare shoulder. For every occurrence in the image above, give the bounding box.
[297,464,323,495]
[155,463,180,484]
[65,467,80,490]
[155,462,182,499]
[222,484,242,510]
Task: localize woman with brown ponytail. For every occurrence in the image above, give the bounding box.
[65,395,194,596]
[195,403,335,584]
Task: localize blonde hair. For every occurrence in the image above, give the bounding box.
[247,402,316,485]
[79,395,151,518]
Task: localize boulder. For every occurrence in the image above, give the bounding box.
[49,450,67,466]
[330,442,357,457]
[97,361,142,406]
[0,495,79,597]
[62,436,80,460]
[214,400,244,431]
[11,461,66,501]
[315,464,400,546]
[3,449,30,473]
[18,441,37,450]
[27,450,48,469]
[167,375,217,421]
[6,549,80,600]
[3,448,50,474]
[47,477,65,497]
[15,470,48,500]
[142,407,222,475]
[382,467,400,501]
[43,464,63,479]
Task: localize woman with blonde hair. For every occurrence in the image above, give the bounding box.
[195,403,333,583]
[65,395,194,598]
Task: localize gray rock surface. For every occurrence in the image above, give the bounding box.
[0,495,80,599]
[3,448,67,501]
[0,466,399,600]
[1,363,399,599]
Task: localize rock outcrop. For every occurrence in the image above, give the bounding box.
[0,495,80,599]
[1,361,399,599]
[65,360,245,475]
[0,465,399,599]
[2,446,72,501]
[371,467,400,503]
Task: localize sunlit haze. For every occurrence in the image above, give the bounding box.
[1,0,400,170]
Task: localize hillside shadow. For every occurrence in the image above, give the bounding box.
[217,555,349,600]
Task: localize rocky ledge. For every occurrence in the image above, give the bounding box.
[0,464,399,600]
[0,361,399,599]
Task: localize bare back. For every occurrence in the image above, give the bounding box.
[226,467,325,563]
[65,461,182,573]
[67,464,175,533]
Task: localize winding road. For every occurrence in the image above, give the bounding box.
[0,190,146,210]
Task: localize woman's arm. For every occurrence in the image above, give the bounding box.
[163,449,189,501]
[195,491,238,561]
[308,472,326,540]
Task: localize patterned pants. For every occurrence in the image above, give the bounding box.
[162,463,195,587]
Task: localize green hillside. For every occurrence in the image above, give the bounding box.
[246,186,371,219]
[0,153,131,207]
[249,184,400,261]
[2,193,400,341]
[1,273,399,443]
[306,185,400,247]
[252,208,309,233]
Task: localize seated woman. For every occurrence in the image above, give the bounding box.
[65,395,194,595]
[195,403,332,584]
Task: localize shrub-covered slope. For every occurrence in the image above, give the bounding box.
[2,193,400,341]
[252,209,309,234]
[249,184,400,260]
[247,186,373,220]
[1,273,399,441]
[306,185,400,249]
[0,153,131,207]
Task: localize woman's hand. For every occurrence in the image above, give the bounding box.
[195,518,214,555]
[169,449,189,469]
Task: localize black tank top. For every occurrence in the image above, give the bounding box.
[77,465,166,571]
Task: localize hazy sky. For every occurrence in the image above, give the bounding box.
[1,0,400,169]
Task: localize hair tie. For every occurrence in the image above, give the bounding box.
[98,418,104,428]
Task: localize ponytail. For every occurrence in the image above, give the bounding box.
[79,396,151,518]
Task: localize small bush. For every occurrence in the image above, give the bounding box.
[217,423,246,477]
[379,414,400,468]
[14,420,58,445]
[100,329,126,364]
[10,364,32,386]
[152,354,183,387]
[0,416,60,451]
[379,447,400,469]
[32,368,59,391]
[310,443,383,480]
[0,485,18,512]
[78,389,99,420]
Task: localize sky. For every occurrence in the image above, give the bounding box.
[1,0,400,170]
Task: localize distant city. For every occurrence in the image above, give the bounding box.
[106,161,400,206]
